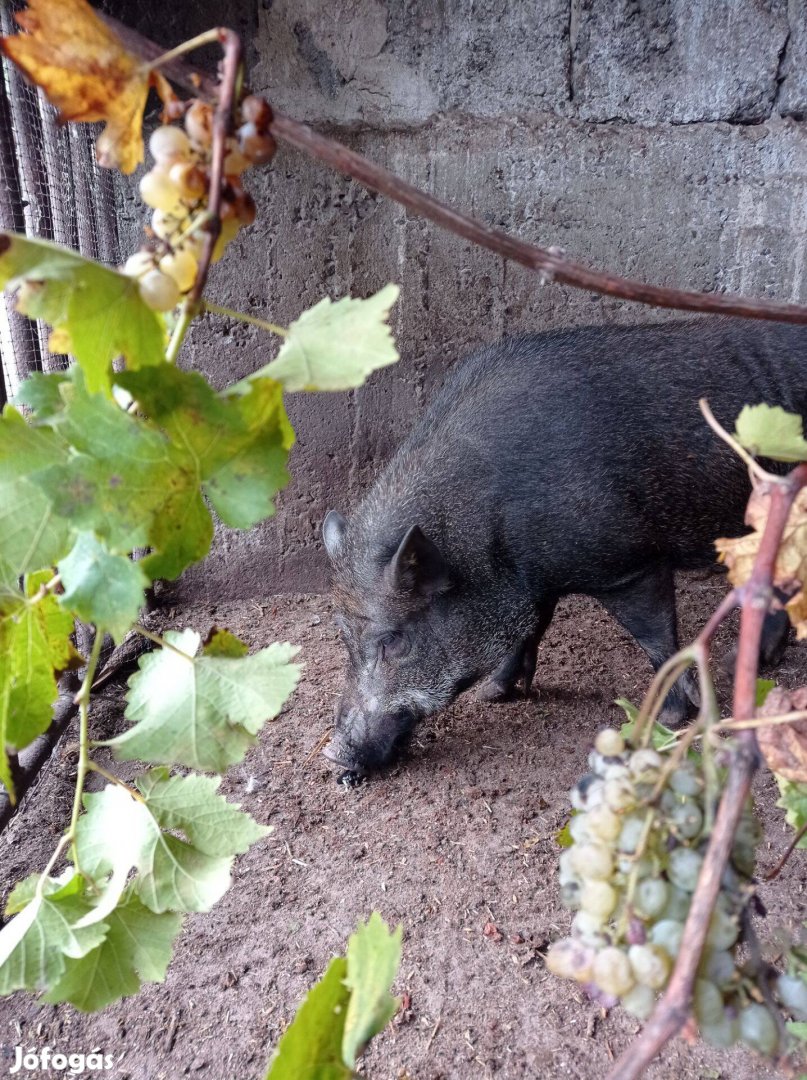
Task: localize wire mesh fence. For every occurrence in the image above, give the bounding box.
[0,0,126,404]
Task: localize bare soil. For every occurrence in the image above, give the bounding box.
[2,577,807,1080]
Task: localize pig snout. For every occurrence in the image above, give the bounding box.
[322,699,415,774]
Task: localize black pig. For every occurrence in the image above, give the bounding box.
[322,318,806,774]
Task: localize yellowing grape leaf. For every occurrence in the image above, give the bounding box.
[735,404,807,463]
[256,284,400,392]
[716,486,807,639]
[757,685,807,784]
[0,233,166,395]
[0,0,175,173]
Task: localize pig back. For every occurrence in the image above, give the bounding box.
[356,317,807,597]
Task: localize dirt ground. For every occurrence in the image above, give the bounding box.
[2,576,807,1080]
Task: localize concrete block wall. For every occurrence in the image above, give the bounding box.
[109,0,807,599]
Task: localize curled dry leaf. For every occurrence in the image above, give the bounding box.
[757,685,807,783]
[716,485,807,638]
[0,0,176,174]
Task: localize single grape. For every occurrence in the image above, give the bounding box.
[149,124,192,163]
[694,979,724,1028]
[668,847,703,893]
[185,100,214,148]
[238,122,276,164]
[140,169,183,214]
[121,251,155,278]
[701,1012,739,1049]
[661,885,691,922]
[240,93,273,130]
[212,218,241,262]
[617,854,654,879]
[602,762,631,783]
[706,904,739,951]
[633,878,669,921]
[159,250,198,293]
[605,775,637,812]
[224,147,252,176]
[595,729,625,757]
[138,269,180,311]
[593,946,634,997]
[560,881,581,910]
[546,938,595,983]
[580,880,618,920]
[739,1003,779,1055]
[169,161,207,201]
[629,747,662,782]
[234,191,257,227]
[669,764,702,796]
[571,774,604,811]
[628,944,670,990]
[572,910,608,939]
[649,919,684,959]
[621,982,655,1019]
[151,208,187,240]
[570,843,613,881]
[668,799,704,841]
[558,849,579,886]
[775,973,807,1020]
[700,949,736,990]
[586,803,622,843]
[617,814,646,854]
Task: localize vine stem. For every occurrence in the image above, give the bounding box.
[204,300,288,337]
[607,463,807,1080]
[699,398,775,484]
[141,29,222,73]
[133,623,195,661]
[67,631,104,869]
[101,13,807,326]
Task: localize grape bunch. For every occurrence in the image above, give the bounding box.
[121,95,274,311]
[547,727,805,1056]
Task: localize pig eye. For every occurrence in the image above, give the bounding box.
[378,632,409,661]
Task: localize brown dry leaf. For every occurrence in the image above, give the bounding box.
[0,0,176,174]
[757,685,807,783]
[716,485,807,638]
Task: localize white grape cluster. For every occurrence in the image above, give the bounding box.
[121,96,274,310]
[547,727,806,1056]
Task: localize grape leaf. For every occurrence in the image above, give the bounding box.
[0,872,106,994]
[0,571,81,796]
[717,486,807,639]
[756,678,776,707]
[342,912,402,1068]
[256,284,400,392]
[735,404,807,463]
[75,775,267,915]
[203,627,249,658]
[757,686,807,784]
[117,366,295,532]
[616,698,679,752]
[43,893,182,1012]
[266,957,352,1080]
[777,778,807,848]
[0,0,175,174]
[0,232,165,394]
[0,406,71,588]
[14,370,69,418]
[58,532,148,642]
[107,629,301,772]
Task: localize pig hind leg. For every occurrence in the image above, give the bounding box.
[594,564,698,728]
[477,599,557,702]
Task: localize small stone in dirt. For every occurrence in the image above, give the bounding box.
[509,932,525,945]
[482,922,503,942]
[189,1058,207,1072]
[219,970,239,989]
[294,956,312,974]
[309,615,322,626]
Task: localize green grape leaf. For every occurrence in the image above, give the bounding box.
[117,366,294,532]
[756,678,776,707]
[0,872,107,994]
[735,404,807,463]
[788,1021,807,1043]
[0,406,72,588]
[0,571,81,794]
[76,776,267,915]
[14,370,69,418]
[266,956,352,1080]
[616,698,678,752]
[0,232,165,396]
[555,817,574,849]
[134,768,269,857]
[776,778,807,847]
[43,893,182,1012]
[107,629,301,772]
[257,284,400,392]
[58,532,148,642]
[5,873,40,916]
[203,627,249,658]
[342,912,402,1068]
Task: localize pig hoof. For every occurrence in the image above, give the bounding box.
[476,679,512,703]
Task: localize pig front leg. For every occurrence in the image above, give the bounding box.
[594,563,698,728]
[477,599,557,702]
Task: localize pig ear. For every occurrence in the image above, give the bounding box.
[323,510,348,559]
[388,525,451,597]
